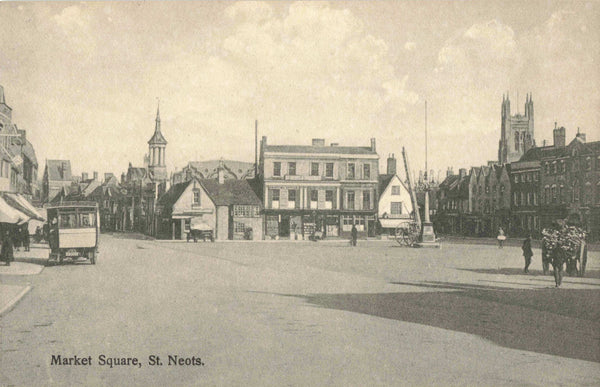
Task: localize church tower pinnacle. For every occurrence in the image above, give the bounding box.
[147,101,168,183]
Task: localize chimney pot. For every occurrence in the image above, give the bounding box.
[386,154,397,175]
[82,172,88,181]
[370,138,376,152]
[93,171,98,181]
[312,138,325,147]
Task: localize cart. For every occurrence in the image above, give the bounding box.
[46,202,100,265]
[395,220,420,247]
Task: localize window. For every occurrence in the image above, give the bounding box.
[288,162,296,176]
[233,205,259,217]
[347,163,355,179]
[288,189,297,209]
[584,182,592,204]
[347,191,355,209]
[192,189,201,205]
[363,164,370,179]
[586,157,592,171]
[325,190,334,209]
[534,173,538,182]
[325,163,334,178]
[515,132,519,151]
[551,185,557,203]
[234,221,246,233]
[273,162,281,177]
[79,213,95,228]
[59,213,77,228]
[362,191,370,210]
[514,175,518,183]
[310,190,318,202]
[391,186,401,195]
[391,202,403,215]
[310,190,318,208]
[184,219,191,232]
[270,189,280,209]
[311,163,319,176]
[288,189,296,202]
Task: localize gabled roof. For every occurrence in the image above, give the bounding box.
[378,174,395,194]
[21,140,38,166]
[264,145,377,155]
[46,160,72,181]
[157,180,192,210]
[200,179,263,206]
[187,160,255,179]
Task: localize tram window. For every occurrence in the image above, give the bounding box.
[79,213,96,228]
[60,213,77,228]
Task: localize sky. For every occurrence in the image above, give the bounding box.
[0,1,598,180]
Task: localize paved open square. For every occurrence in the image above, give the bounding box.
[1,235,599,386]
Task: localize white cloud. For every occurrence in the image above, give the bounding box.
[142,1,419,169]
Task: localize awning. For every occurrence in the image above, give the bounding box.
[1,193,45,221]
[5,193,46,222]
[0,195,29,224]
[379,218,412,229]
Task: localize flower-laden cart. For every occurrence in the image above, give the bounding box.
[541,221,587,287]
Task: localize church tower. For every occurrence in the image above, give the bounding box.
[147,103,168,183]
[498,93,534,164]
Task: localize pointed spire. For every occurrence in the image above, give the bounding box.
[155,99,160,122]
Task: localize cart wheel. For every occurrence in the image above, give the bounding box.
[89,250,96,265]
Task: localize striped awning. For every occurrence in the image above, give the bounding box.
[0,195,29,224]
[1,193,45,221]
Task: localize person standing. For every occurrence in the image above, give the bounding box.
[351,223,358,247]
[1,229,14,266]
[21,223,30,252]
[497,227,506,248]
[522,235,533,273]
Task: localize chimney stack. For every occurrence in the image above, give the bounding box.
[93,171,98,181]
[576,128,586,143]
[386,154,397,175]
[459,168,467,178]
[217,160,225,184]
[370,138,376,152]
[312,138,325,147]
[82,172,88,181]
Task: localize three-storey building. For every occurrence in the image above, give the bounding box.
[259,137,379,239]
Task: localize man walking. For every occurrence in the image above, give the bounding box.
[522,234,533,273]
[351,223,357,247]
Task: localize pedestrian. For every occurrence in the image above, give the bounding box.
[552,251,564,288]
[21,223,30,252]
[522,234,533,273]
[497,227,506,248]
[1,229,14,266]
[351,223,358,247]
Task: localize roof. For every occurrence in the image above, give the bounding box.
[157,180,192,210]
[21,140,38,166]
[519,138,600,162]
[378,174,395,194]
[148,129,167,145]
[46,160,72,181]
[264,145,377,155]
[200,178,263,206]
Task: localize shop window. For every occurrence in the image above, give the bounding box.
[234,221,246,233]
[270,189,280,209]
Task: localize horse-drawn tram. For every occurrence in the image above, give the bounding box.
[46,201,100,264]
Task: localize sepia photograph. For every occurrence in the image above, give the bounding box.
[0,0,599,385]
